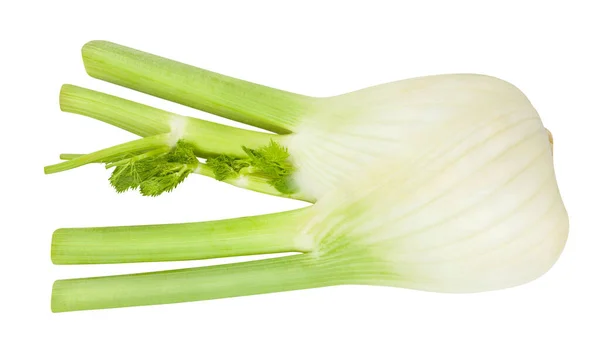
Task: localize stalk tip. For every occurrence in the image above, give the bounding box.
[81,40,114,78]
[50,280,65,313]
[59,84,77,112]
[82,39,109,49]
[51,229,66,265]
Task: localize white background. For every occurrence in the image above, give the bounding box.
[2,1,598,357]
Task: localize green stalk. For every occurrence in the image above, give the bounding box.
[105,148,168,168]
[52,209,312,264]
[60,84,170,137]
[56,154,313,201]
[44,134,169,174]
[51,253,344,312]
[59,154,87,160]
[60,85,277,158]
[195,164,311,201]
[81,40,315,133]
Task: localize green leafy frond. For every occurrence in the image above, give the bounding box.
[108,159,140,193]
[139,163,195,196]
[166,141,198,164]
[206,155,244,181]
[207,140,297,194]
[269,176,298,195]
[108,140,199,196]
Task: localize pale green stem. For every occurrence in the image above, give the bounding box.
[60,84,170,137]
[44,134,169,174]
[57,154,314,202]
[52,209,312,264]
[104,148,168,168]
[60,85,278,158]
[81,40,315,133]
[51,253,346,312]
[195,164,311,201]
[59,154,84,160]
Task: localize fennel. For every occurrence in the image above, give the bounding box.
[49,41,568,313]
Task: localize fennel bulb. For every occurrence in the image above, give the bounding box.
[49,41,568,312]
